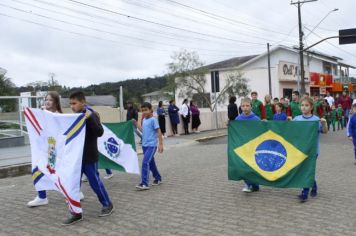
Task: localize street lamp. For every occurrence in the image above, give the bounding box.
[305,8,339,39]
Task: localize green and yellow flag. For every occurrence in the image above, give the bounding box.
[228,121,319,188]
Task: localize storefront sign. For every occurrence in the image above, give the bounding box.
[278,61,309,81]
[320,87,327,95]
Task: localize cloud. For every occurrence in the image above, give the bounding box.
[0,0,355,87]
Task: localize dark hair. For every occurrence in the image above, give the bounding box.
[69,91,86,102]
[229,96,236,104]
[190,100,194,106]
[141,102,152,109]
[46,91,63,113]
[352,103,356,108]
[273,97,279,102]
[169,100,174,104]
[275,102,284,110]
[158,101,163,107]
[251,91,258,95]
[182,98,188,104]
[292,91,300,96]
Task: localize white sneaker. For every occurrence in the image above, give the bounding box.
[242,186,252,193]
[104,173,114,179]
[135,184,150,190]
[79,192,85,201]
[27,196,48,207]
[81,175,88,182]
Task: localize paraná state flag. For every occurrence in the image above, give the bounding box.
[24,108,86,214]
[228,121,318,188]
[98,121,139,175]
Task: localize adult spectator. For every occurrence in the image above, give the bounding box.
[168,100,180,136]
[190,100,201,133]
[338,91,352,127]
[325,91,334,107]
[228,96,239,121]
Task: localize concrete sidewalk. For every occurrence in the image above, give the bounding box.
[0,129,227,178]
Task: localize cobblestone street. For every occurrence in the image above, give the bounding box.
[0,130,355,236]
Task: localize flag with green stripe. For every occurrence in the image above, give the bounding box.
[228,121,318,188]
[98,121,139,174]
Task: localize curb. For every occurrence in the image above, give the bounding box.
[194,134,227,142]
[0,163,31,179]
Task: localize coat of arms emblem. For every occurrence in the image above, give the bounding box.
[47,137,57,174]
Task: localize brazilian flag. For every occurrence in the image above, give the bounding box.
[228,121,319,188]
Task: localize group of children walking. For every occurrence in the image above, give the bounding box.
[27,91,164,226]
[234,91,328,203]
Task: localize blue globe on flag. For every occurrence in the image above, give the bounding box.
[104,137,120,158]
[255,140,287,172]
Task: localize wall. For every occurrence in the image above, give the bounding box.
[63,106,228,136]
[174,47,335,108]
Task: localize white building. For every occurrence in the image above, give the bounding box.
[141,90,172,106]
[175,45,355,109]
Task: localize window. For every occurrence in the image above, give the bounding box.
[211,71,220,92]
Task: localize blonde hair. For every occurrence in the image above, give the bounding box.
[300,97,314,107]
[240,97,252,105]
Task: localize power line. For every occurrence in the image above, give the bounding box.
[118,0,297,45]
[0,9,264,58]
[66,0,266,46]
[15,0,268,49]
[304,26,356,59]
[0,3,266,54]
[158,0,297,38]
[11,0,240,47]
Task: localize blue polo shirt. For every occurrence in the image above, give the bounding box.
[235,112,260,121]
[142,116,160,147]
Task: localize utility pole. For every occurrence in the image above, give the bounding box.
[267,43,272,96]
[291,0,317,94]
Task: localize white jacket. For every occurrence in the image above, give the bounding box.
[180,103,189,117]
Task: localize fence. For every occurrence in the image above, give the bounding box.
[0,96,44,147]
[0,96,228,147]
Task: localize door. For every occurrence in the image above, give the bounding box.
[283,88,293,100]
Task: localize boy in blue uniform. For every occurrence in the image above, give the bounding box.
[347,103,356,164]
[63,92,114,225]
[235,97,260,192]
[273,102,287,121]
[293,97,328,202]
[136,102,164,190]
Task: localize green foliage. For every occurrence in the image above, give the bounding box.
[0,74,17,112]
[167,49,212,109]
[167,50,250,111]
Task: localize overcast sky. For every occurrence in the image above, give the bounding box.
[0,0,355,87]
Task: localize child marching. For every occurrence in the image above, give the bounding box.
[293,97,328,202]
[347,103,356,164]
[235,97,260,193]
[136,102,164,190]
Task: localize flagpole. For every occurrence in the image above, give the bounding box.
[119,86,124,122]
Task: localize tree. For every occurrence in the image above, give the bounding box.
[168,49,250,111]
[167,49,212,109]
[219,72,251,101]
[0,74,18,112]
